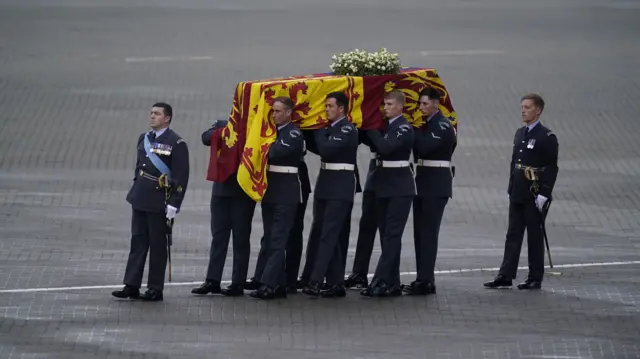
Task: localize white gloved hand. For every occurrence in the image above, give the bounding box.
[166,205,178,219]
[535,195,548,211]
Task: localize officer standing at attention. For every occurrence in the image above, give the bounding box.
[403,87,456,296]
[112,102,190,302]
[361,91,415,297]
[192,119,257,297]
[302,91,359,298]
[484,93,559,290]
[344,128,381,289]
[249,96,305,300]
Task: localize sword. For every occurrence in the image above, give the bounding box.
[158,173,173,282]
[166,218,173,282]
[526,168,553,268]
[540,199,553,268]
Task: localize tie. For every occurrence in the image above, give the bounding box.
[148,132,156,141]
[524,127,529,136]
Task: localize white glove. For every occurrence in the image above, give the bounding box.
[535,195,548,211]
[166,205,178,219]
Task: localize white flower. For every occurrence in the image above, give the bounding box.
[330,47,400,75]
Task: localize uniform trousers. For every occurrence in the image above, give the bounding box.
[123,208,168,291]
[351,191,378,275]
[498,200,545,281]
[372,196,413,288]
[285,193,309,286]
[300,200,353,285]
[260,202,298,288]
[308,198,352,286]
[205,194,256,284]
[412,196,449,283]
[253,193,309,287]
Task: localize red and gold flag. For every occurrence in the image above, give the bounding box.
[207,68,457,201]
[205,83,247,183]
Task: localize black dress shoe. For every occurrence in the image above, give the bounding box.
[402,280,436,295]
[111,285,140,299]
[221,283,245,297]
[249,285,286,300]
[320,284,346,298]
[245,278,260,291]
[140,288,163,302]
[360,280,383,297]
[483,275,513,289]
[249,286,269,299]
[383,285,403,297]
[191,280,221,295]
[302,281,321,297]
[344,273,369,289]
[361,281,402,297]
[517,278,542,290]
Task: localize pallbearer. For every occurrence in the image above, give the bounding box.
[361,91,415,297]
[192,119,256,297]
[302,91,359,298]
[403,87,456,296]
[249,96,305,300]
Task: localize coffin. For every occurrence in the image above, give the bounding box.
[207,67,458,201]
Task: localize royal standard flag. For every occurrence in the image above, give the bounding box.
[209,68,457,201]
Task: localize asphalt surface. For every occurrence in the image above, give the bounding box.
[1,0,639,358]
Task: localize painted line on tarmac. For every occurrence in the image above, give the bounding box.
[419,49,505,56]
[124,55,215,63]
[1,260,639,294]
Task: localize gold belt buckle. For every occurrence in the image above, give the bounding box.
[524,167,538,181]
[158,174,170,188]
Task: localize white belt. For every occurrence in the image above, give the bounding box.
[321,162,355,171]
[417,160,451,168]
[380,160,410,168]
[267,165,298,173]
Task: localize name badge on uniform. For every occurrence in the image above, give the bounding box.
[151,143,172,156]
[527,139,536,149]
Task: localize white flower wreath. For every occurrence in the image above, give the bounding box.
[329,48,401,76]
